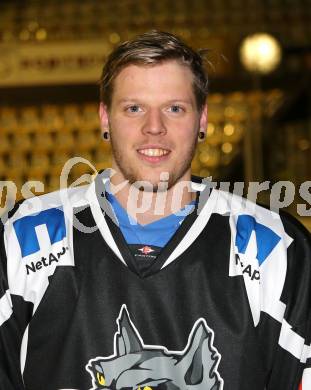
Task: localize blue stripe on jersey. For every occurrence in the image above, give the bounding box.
[106,192,195,248]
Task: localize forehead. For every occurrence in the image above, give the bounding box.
[111,60,195,103]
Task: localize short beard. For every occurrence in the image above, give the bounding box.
[110,132,198,193]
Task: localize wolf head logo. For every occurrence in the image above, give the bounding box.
[86,305,223,390]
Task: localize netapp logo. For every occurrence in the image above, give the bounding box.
[235,214,281,265]
[14,208,66,258]
[26,246,69,275]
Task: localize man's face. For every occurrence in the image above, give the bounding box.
[100,60,207,191]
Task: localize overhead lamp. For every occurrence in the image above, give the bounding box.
[240,33,282,74]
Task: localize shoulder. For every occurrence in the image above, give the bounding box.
[4,184,90,224]
[279,210,311,246]
[211,189,311,327]
[214,188,311,264]
[4,183,92,233]
[1,184,92,307]
[207,188,292,242]
[3,183,92,253]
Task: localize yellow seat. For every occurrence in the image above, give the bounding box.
[55,132,75,151]
[30,152,50,170]
[11,133,32,151]
[8,153,28,173]
[33,131,54,151]
[81,104,99,128]
[0,133,11,153]
[62,105,81,128]
[76,129,99,151]
[0,108,18,129]
[41,105,63,131]
[19,107,40,131]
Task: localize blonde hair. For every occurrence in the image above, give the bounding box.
[99,30,208,111]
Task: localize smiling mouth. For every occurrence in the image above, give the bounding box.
[137,148,170,157]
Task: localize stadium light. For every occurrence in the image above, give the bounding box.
[240,33,282,74]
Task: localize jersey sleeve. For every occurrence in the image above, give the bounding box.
[264,213,311,390]
[0,220,32,389]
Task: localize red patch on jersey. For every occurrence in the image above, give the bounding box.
[299,381,302,390]
[138,246,154,255]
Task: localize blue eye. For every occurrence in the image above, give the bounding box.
[169,105,183,113]
[127,105,141,113]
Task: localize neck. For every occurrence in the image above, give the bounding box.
[108,172,195,225]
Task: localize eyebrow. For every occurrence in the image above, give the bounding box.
[116,98,194,105]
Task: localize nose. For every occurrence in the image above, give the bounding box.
[142,108,166,136]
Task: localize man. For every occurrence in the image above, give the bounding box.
[0,31,310,390]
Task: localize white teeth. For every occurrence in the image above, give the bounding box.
[139,148,169,157]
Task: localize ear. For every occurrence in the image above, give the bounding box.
[99,102,110,134]
[199,104,208,136]
[178,320,221,388]
[115,306,143,356]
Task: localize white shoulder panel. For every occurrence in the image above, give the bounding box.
[213,190,292,325]
[215,191,309,362]
[4,184,90,313]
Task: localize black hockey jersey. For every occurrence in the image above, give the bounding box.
[0,173,311,390]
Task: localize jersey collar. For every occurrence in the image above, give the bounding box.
[86,170,218,277]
